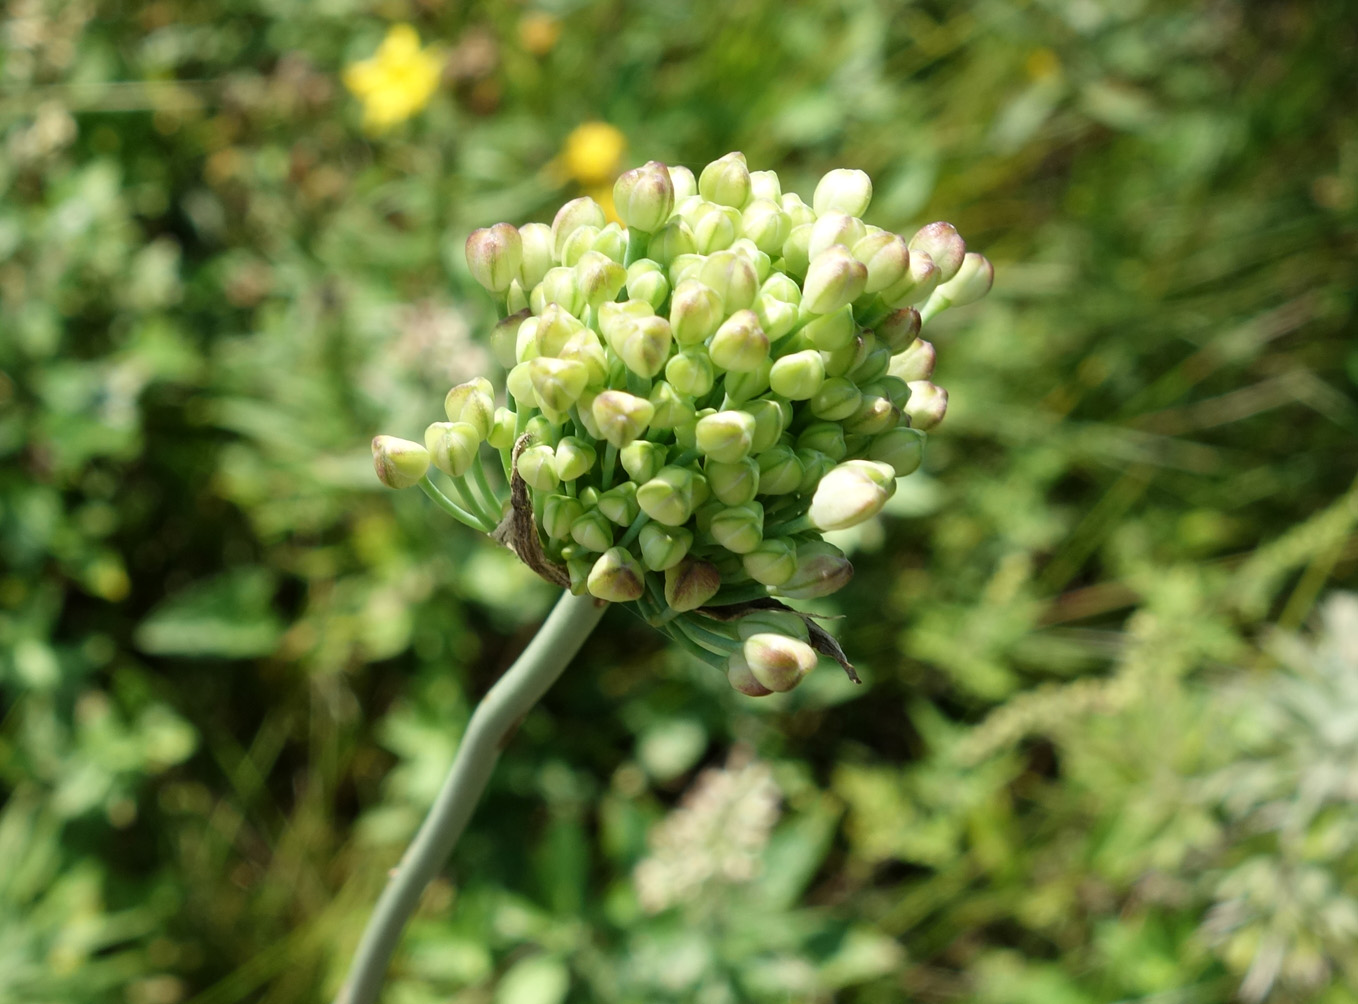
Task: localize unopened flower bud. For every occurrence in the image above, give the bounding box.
[372,435,430,489]
[908,221,966,282]
[820,333,864,379]
[637,466,703,526]
[802,245,867,315]
[755,293,800,341]
[700,251,759,313]
[756,445,804,495]
[626,259,670,311]
[617,315,674,379]
[593,390,655,448]
[621,440,667,483]
[780,222,814,278]
[809,376,862,422]
[648,380,693,429]
[729,238,771,281]
[921,251,993,321]
[847,338,892,385]
[709,310,769,373]
[690,201,740,254]
[559,224,601,267]
[706,457,760,506]
[665,347,716,397]
[808,212,867,260]
[698,151,751,208]
[424,421,482,477]
[669,279,724,347]
[709,502,764,554]
[517,443,560,492]
[852,231,910,294]
[742,538,798,586]
[554,436,598,481]
[505,362,536,409]
[889,336,936,381]
[769,349,826,400]
[780,192,816,227]
[749,169,782,202]
[799,304,853,353]
[904,381,948,431]
[575,250,628,307]
[491,311,528,368]
[843,393,899,436]
[535,265,585,316]
[813,167,873,218]
[542,494,585,540]
[868,426,926,477]
[744,632,817,692]
[722,359,772,405]
[875,307,922,354]
[796,422,847,460]
[696,410,757,464]
[776,540,854,599]
[740,199,791,255]
[529,356,589,415]
[745,399,786,454]
[664,556,722,612]
[598,481,640,526]
[465,223,523,293]
[726,653,774,697]
[809,459,896,531]
[443,377,495,438]
[488,407,517,450]
[587,546,645,602]
[613,160,675,233]
[517,222,556,289]
[647,218,697,265]
[878,249,939,309]
[570,508,614,552]
[552,196,607,258]
[639,522,693,571]
[736,608,809,642]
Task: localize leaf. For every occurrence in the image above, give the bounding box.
[134,568,284,658]
[494,954,570,1004]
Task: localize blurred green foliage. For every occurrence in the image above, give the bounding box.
[2,0,1356,1002]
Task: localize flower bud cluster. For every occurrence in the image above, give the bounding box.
[375,154,991,694]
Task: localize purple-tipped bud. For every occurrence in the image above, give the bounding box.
[554,436,598,481]
[809,376,863,422]
[617,315,674,379]
[443,377,495,438]
[809,459,896,531]
[868,426,926,478]
[743,633,817,692]
[505,362,536,410]
[890,338,936,383]
[613,160,676,233]
[808,212,868,260]
[621,440,667,483]
[698,151,752,208]
[638,522,694,571]
[552,196,608,258]
[465,223,523,293]
[705,457,760,506]
[598,481,640,526]
[664,556,722,612]
[669,279,724,347]
[598,298,653,348]
[587,546,646,603]
[517,222,556,289]
[903,381,948,431]
[372,435,430,489]
[708,502,764,554]
[699,251,759,313]
[741,538,798,586]
[812,168,873,218]
[533,303,586,356]
[802,245,867,315]
[626,259,670,311]
[487,407,516,451]
[908,221,966,282]
[740,199,792,255]
[852,231,910,294]
[796,422,847,461]
[517,443,560,493]
[542,494,585,541]
[769,349,826,400]
[528,356,589,415]
[637,466,703,526]
[729,238,772,281]
[876,308,922,354]
[776,540,854,599]
[570,508,614,552]
[709,310,770,373]
[575,250,628,307]
[695,410,757,464]
[592,390,655,448]
[726,653,775,697]
[665,347,716,397]
[756,445,804,495]
[424,421,482,478]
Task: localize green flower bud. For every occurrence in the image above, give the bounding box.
[699,251,759,313]
[743,632,817,692]
[639,522,693,571]
[668,279,724,347]
[690,200,740,254]
[889,338,936,384]
[665,347,716,397]
[542,494,585,540]
[566,557,593,596]
[570,508,614,552]
[741,538,798,586]
[801,304,856,352]
[372,435,430,489]
[598,481,640,526]
[740,199,791,255]
[721,359,772,405]
[529,303,582,356]
[755,293,801,341]
[705,456,760,506]
[621,440,667,483]
[709,501,764,554]
[491,311,528,368]
[698,151,752,208]
[796,422,847,460]
[735,608,809,642]
[552,196,607,258]
[443,377,495,438]
[663,556,722,612]
[528,356,589,415]
[488,406,516,450]
[908,221,966,282]
[780,192,816,228]
[847,337,892,385]
[809,376,862,421]
[808,212,868,260]
[879,249,939,309]
[812,167,873,218]
[802,245,868,315]
[904,380,948,431]
[769,349,826,400]
[515,316,542,364]
[821,334,864,378]
[613,160,676,233]
[726,653,774,697]
[780,223,813,278]
[598,297,652,345]
[744,398,786,453]
[843,393,899,436]
[424,421,482,477]
[637,465,704,526]
[921,251,993,322]
[505,361,536,410]
[592,390,655,448]
[558,330,610,388]
[796,448,835,494]
[517,222,556,289]
[729,238,772,281]
[868,426,926,477]
[626,258,670,311]
[776,540,854,599]
[559,224,601,267]
[756,445,804,495]
[517,443,561,493]
[595,223,629,263]
[616,315,674,379]
[809,459,896,531]
[535,265,585,316]
[695,410,757,464]
[648,218,697,265]
[709,310,769,373]
[761,271,802,304]
[587,546,645,602]
[749,169,782,203]
[670,165,700,202]
[575,250,628,307]
[465,223,523,293]
[554,436,598,481]
[875,307,922,354]
[851,231,910,294]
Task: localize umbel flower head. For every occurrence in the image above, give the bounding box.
[374,153,992,694]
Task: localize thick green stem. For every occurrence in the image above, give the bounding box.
[335,591,607,1004]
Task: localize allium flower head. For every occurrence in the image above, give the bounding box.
[374,154,992,693]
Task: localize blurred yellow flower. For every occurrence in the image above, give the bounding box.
[562,121,626,187]
[585,182,620,225]
[518,12,562,56]
[343,24,441,133]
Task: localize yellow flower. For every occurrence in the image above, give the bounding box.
[562,122,626,187]
[343,24,441,133]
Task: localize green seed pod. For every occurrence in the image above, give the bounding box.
[587,546,646,603]
[664,556,722,612]
[465,223,523,293]
[769,349,826,400]
[639,522,693,571]
[698,151,752,208]
[852,231,910,294]
[443,376,495,438]
[542,494,585,540]
[552,195,608,258]
[648,218,697,265]
[372,435,430,489]
[808,212,867,261]
[424,421,482,478]
[487,406,516,450]
[695,410,757,465]
[741,538,798,586]
[575,250,628,307]
[528,356,590,415]
[626,258,670,311]
[802,245,868,316]
[908,221,966,283]
[776,540,854,599]
[743,632,817,692]
[889,338,936,382]
[570,508,615,553]
[812,167,873,218]
[780,223,813,279]
[875,307,922,354]
[517,443,560,493]
[809,459,896,531]
[868,426,926,477]
[756,445,804,495]
[740,198,791,255]
[903,380,948,431]
[665,347,716,397]
[709,310,770,373]
[637,465,704,526]
[592,390,655,448]
[726,652,774,697]
[796,422,847,460]
[517,221,556,289]
[598,481,640,526]
[700,251,759,313]
[705,456,760,506]
[621,440,667,483]
[554,436,598,481]
[613,160,676,234]
[709,501,764,554]
[809,376,862,422]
